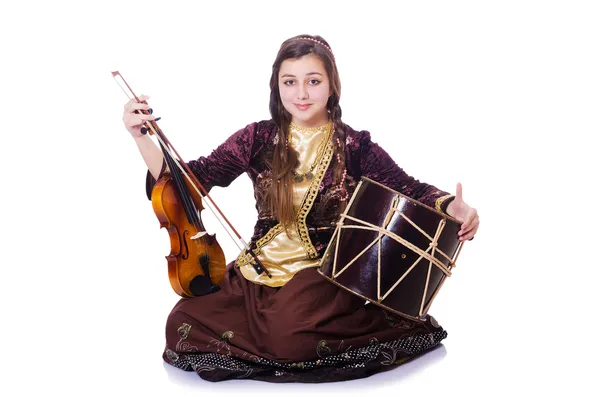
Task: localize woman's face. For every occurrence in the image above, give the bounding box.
[278,54,331,128]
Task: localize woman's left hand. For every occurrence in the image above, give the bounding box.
[446,183,479,241]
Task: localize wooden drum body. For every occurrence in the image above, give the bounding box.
[318,177,464,322]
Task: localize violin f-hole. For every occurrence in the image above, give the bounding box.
[182,230,190,260]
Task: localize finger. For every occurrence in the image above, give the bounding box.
[461,219,475,233]
[132,94,150,103]
[459,212,478,233]
[461,209,477,229]
[460,224,479,241]
[137,114,156,125]
[127,113,156,127]
[456,182,463,202]
[124,94,150,110]
[459,218,479,236]
[459,218,479,238]
[460,233,473,241]
[124,112,155,122]
[137,94,150,105]
[124,101,151,113]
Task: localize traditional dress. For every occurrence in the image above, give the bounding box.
[145,119,454,382]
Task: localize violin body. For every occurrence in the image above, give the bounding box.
[151,172,227,297]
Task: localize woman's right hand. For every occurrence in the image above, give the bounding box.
[122,94,156,139]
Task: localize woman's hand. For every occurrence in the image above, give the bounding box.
[446,183,479,241]
[122,94,156,139]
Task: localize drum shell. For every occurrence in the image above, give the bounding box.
[318,177,462,321]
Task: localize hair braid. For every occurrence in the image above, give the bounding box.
[329,102,349,208]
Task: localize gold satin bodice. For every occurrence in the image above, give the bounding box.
[236,120,334,287]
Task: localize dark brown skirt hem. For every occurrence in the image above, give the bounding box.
[163,330,447,383]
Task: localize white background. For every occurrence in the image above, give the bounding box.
[1,0,599,395]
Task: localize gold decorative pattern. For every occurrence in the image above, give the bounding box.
[296,134,334,258]
[235,122,335,266]
[289,121,330,135]
[235,224,284,267]
[175,323,199,352]
[435,194,454,214]
[289,362,306,369]
[394,357,411,365]
[165,349,179,363]
[235,252,253,267]
[177,323,191,339]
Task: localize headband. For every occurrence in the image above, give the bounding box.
[292,37,335,60]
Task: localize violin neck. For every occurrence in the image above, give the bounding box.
[159,133,200,227]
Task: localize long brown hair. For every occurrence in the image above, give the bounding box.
[267,34,347,236]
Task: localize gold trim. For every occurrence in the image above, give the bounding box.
[235,123,335,267]
[435,194,453,214]
[295,129,335,258]
[289,120,330,134]
[235,252,252,267]
[235,223,284,267]
[235,223,283,266]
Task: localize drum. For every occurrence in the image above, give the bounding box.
[318,177,465,322]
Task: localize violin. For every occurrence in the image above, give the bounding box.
[150,147,227,296]
[112,71,271,297]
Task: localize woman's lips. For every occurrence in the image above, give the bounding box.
[294,104,312,111]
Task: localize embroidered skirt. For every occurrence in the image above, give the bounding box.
[163,262,447,383]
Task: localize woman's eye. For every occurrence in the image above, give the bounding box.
[283,79,320,86]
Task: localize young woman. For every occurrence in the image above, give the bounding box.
[122,34,480,383]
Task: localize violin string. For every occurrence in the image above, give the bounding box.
[162,147,201,228]
[150,125,246,253]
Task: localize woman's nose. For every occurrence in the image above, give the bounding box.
[296,85,308,100]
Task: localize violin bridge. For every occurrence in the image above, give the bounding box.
[190,231,208,240]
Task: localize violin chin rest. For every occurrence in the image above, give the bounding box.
[189,275,221,296]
